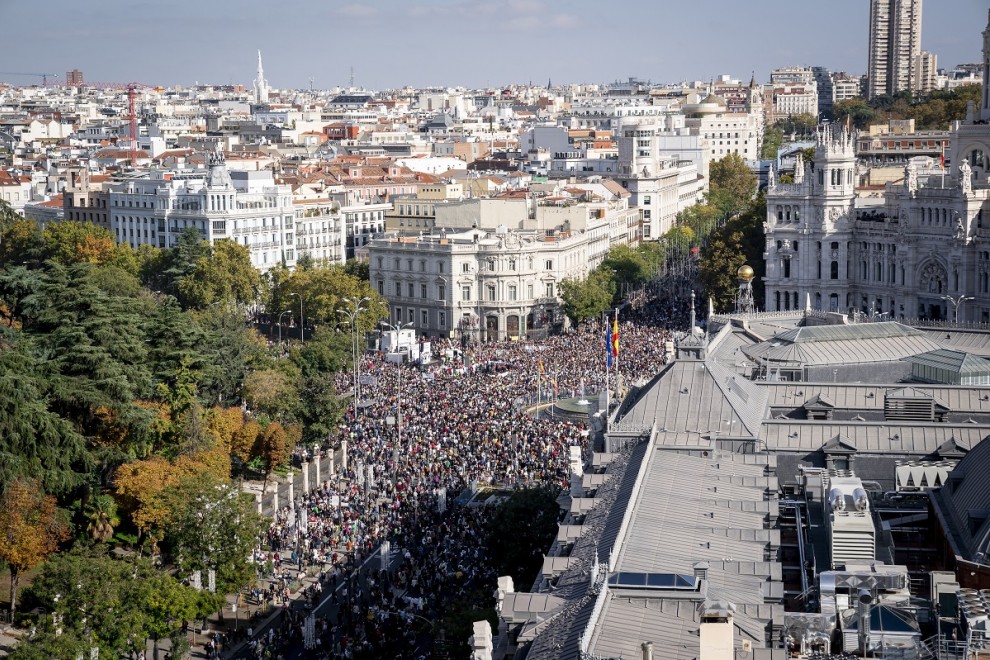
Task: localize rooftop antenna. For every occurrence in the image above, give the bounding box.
[309,77,314,91]
[350,66,355,89]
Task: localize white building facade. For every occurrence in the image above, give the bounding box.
[106,153,295,271]
[765,13,990,321]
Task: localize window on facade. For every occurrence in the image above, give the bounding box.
[462,263,470,273]
[545,282,554,298]
[438,284,445,301]
[407,283,414,298]
[462,285,471,301]
[421,310,428,327]
[407,259,413,271]
[527,284,534,299]
[378,280,384,295]
[395,258,401,269]
[439,311,446,328]
[421,284,428,299]
[508,285,517,301]
[545,260,554,271]
[508,259,516,271]
[487,285,496,301]
[830,261,839,279]
[438,262,445,274]
[643,195,651,204]
[408,308,415,323]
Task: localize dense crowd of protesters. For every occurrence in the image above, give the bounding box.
[240,299,695,658]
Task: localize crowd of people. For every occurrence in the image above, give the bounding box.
[239,299,695,658]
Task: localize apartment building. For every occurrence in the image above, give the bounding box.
[868,0,923,99]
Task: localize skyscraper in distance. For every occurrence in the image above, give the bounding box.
[867,0,922,99]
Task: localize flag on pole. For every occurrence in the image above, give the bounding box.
[605,318,613,368]
[611,310,620,359]
[941,142,946,169]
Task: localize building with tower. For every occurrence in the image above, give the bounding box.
[65,69,84,87]
[764,9,990,322]
[867,0,923,99]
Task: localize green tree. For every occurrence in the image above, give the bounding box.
[343,258,370,280]
[26,263,153,449]
[760,124,784,159]
[485,486,560,588]
[601,244,651,288]
[0,218,44,269]
[708,153,758,217]
[291,326,352,376]
[0,265,44,328]
[193,305,266,406]
[18,547,210,660]
[699,193,767,310]
[163,474,266,597]
[299,372,344,445]
[0,333,90,494]
[271,264,388,333]
[41,220,136,273]
[146,227,210,301]
[82,493,120,543]
[177,239,260,309]
[559,270,615,325]
[244,366,302,422]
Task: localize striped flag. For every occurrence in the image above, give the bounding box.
[611,310,620,359]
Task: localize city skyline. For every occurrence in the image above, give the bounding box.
[1,0,986,91]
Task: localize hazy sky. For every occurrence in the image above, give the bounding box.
[1,0,986,90]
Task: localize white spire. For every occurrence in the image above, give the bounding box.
[254,49,269,104]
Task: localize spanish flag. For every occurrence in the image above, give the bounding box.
[611,310,620,359]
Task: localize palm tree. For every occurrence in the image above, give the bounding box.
[84,494,120,543]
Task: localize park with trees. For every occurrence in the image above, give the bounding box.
[0,202,387,656]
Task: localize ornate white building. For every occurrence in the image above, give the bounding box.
[764,11,990,321]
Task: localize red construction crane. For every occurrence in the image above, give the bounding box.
[82,82,162,163]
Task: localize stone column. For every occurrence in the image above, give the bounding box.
[256,493,262,515]
[287,474,295,512]
[272,486,279,514]
[340,440,348,472]
[302,461,310,494]
[314,451,321,489]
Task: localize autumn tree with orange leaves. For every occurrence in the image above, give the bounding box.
[0,479,70,620]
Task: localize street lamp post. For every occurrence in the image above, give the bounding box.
[381,320,414,455]
[277,310,292,346]
[337,296,370,420]
[941,295,974,325]
[290,292,305,344]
